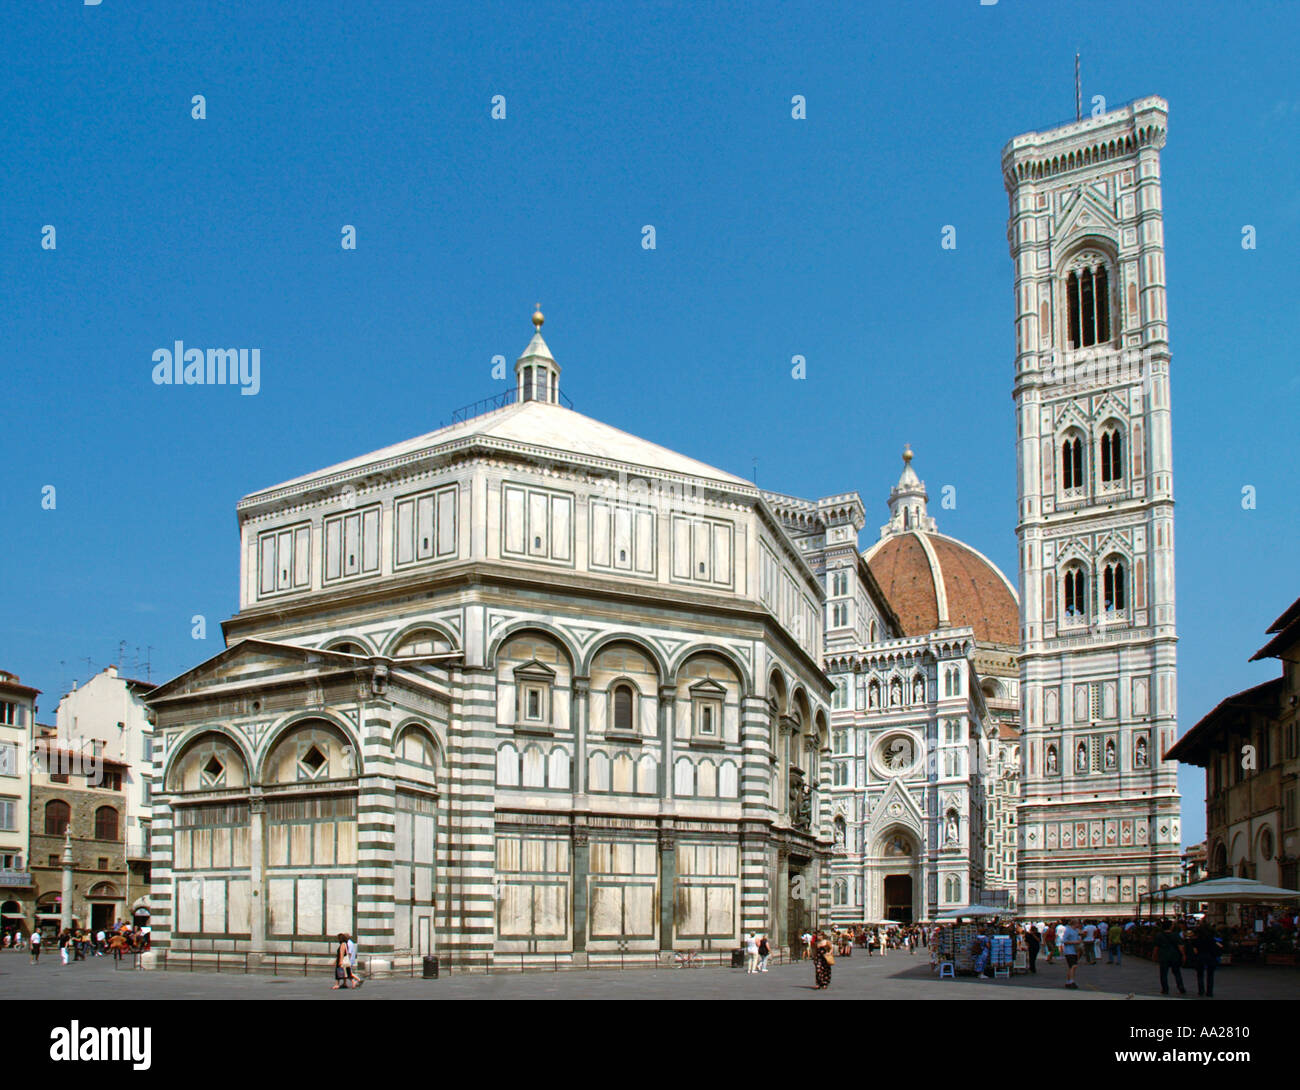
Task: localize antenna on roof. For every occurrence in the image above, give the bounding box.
[1075,53,1082,122]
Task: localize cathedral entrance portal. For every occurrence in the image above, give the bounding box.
[787,862,810,945]
[883,875,913,924]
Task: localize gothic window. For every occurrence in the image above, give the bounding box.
[833,877,848,903]
[1061,434,1085,492]
[1062,565,1087,621]
[944,874,961,903]
[1100,426,1125,485]
[1103,560,1127,613]
[44,799,70,835]
[1065,257,1112,349]
[832,678,848,710]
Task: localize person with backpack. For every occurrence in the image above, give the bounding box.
[757,934,770,972]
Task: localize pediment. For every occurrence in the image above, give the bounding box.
[867,777,923,838]
[1056,186,1118,244]
[145,639,365,704]
[513,658,557,681]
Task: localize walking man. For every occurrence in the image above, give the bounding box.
[1060,918,1081,989]
[30,929,40,964]
[1024,924,1040,974]
[757,934,770,972]
[1107,920,1123,965]
[1082,920,1097,964]
[1154,920,1187,996]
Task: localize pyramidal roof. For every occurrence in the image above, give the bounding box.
[243,388,751,503]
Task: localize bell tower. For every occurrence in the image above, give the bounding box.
[1003,96,1181,918]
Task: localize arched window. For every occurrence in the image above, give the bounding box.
[1103,560,1127,612]
[1066,257,1111,348]
[93,806,119,841]
[44,799,70,835]
[1061,434,1085,491]
[1100,427,1125,484]
[944,874,961,904]
[1063,566,1087,620]
[612,684,635,733]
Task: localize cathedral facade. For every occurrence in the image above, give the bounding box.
[1005,96,1182,915]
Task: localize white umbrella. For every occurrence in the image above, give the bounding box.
[936,904,1009,920]
[1163,877,1300,904]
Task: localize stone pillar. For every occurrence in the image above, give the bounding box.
[573,677,589,796]
[355,699,398,957]
[572,827,589,961]
[441,666,498,970]
[60,831,74,932]
[775,848,789,949]
[248,795,266,953]
[658,685,676,800]
[657,830,675,951]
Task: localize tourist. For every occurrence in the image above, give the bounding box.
[800,930,812,961]
[58,929,70,965]
[1081,920,1097,964]
[812,932,834,990]
[1024,924,1040,973]
[1044,922,1058,963]
[757,934,770,972]
[1060,919,1081,989]
[1188,923,1221,998]
[1107,920,1123,965]
[745,931,759,974]
[109,929,127,962]
[332,933,351,990]
[30,929,41,963]
[1153,919,1187,996]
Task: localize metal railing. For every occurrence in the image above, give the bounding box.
[114,946,800,977]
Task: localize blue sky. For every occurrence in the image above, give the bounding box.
[3,2,1298,847]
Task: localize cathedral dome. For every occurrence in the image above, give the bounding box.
[864,448,1020,647]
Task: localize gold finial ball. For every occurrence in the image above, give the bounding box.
[532,304,544,331]
[903,444,913,463]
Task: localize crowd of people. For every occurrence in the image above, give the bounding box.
[2,922,150,964]
[941,916,1229,996]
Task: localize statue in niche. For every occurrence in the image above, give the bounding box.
[868,681,880,709]
[833,819,845,847]
[913,676,925,703]
[890,678,902,706]
[945,813,959,845]
[1105,739,1116,769]
[1047,746,1058,774]
[1135,736,1149,767]
[795,786,813,831]
[1076,743,1088,772]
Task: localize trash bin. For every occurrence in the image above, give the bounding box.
[730,948,746,968]
[422,955,439,979]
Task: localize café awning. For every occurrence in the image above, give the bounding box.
[1162,877,1300,904]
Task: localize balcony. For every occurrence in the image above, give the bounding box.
[0,869,33,889]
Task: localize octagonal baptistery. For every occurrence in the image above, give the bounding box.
[145,312,834,971]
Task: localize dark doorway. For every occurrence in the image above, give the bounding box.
[91,903,114,932]
[884,875,913,924]
[787,866,809,946]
